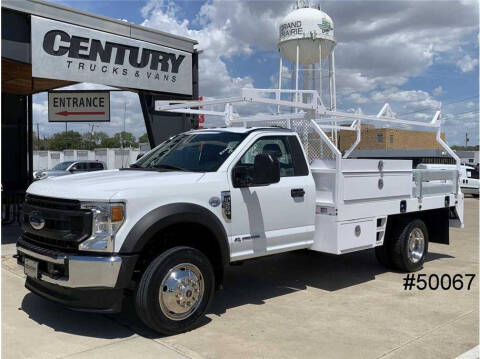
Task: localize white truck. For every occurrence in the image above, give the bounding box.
[17,88,464,335]
[417,163,479,197]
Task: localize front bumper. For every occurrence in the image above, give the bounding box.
[17,239,138,312]
[17,245,122,288]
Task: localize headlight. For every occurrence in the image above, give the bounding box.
[79,202,125,252]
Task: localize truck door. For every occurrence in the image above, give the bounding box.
[227,134,316,261]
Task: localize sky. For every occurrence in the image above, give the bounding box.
[33,0,479,146]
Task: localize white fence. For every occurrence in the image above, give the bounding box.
[33,148,141,170]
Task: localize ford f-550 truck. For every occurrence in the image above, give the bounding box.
[17,89,464,335]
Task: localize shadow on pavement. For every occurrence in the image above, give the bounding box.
[18,248,453,339]
[20,293,134,339]
[208,248,453,316]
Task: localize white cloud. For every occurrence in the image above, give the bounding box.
[346,92,369,104]
[433,86,443,96]
[456,54,479,72]
[466,101,476,109]
[141,0,257,98]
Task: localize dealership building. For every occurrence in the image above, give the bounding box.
[2,0,199,220]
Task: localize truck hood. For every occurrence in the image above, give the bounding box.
[27,169,205,201]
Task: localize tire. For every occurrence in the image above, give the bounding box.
[391,218,429,272]
[135,246,215,335]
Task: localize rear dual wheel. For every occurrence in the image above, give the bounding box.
[375,218,429,272]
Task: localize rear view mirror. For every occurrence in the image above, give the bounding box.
[232,154,280,188]
[232,166,253,188]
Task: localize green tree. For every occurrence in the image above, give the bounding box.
[32,131,49,150]
[100,136,121,148]
[113,131,137,148]
[93,131,109,146]
[48,131,83,151]
[138,133,149,143]
[82,131,110,149]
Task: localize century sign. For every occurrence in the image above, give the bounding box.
[48,91,110,122]
[32,16,192,95]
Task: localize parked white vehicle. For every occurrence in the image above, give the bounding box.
[417,163,479,197]
[17,88,464,335]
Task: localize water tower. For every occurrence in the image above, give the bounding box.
[278,0,336,111]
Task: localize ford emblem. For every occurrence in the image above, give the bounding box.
[29,212,45,230]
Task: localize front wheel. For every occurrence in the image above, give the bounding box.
[391,218,429,272]
[135,246,215,335]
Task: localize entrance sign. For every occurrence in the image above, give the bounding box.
[31,16,193,95]
[48,91,110,122]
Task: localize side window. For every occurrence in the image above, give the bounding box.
[469,169,478,179]
[237,136,295,177]
[72,162,88,170]
[286,136,309,176]
[88,162,104,170]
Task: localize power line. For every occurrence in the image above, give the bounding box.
[443,110,480,119]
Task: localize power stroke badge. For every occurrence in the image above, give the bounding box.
[31,16,193,95]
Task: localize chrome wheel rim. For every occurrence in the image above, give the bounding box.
[407,228,425,263]
[159,263,204,321]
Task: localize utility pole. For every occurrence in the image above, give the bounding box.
[36,123,40,145]
[465,132,469,148]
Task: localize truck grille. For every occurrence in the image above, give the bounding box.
[22,194,92,251]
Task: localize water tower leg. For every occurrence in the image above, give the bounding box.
[277,56,283,114]
[290,62,295,113]
[311,63,315,106]
[318,42,322,106]
[331,50,337,145]
[328,53,334,142]
[331,49,337,111]
[295,42,300,113]
[329,50,338,146]
[329,52,334,110]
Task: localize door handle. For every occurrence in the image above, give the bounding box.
[291,188,305,198]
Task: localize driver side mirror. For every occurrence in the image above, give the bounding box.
[233,154,280,188]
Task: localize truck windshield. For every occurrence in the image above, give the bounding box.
[133,131,247,172]
[53,161,75,171]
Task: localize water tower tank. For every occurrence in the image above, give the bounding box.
[278,7,336,65]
